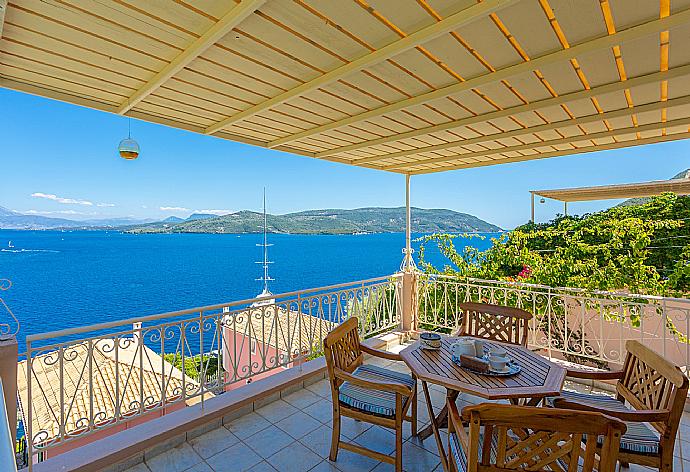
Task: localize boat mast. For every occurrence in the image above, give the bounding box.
[256,188,273,296]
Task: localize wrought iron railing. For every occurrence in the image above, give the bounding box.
[22,275,401,460]
[418,274,690,371]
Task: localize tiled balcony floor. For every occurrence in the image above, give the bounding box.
[123,349,690,472]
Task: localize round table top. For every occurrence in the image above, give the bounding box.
[399,336,566,400]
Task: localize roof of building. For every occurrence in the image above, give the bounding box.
[2,1,690,174]
[17,337,200,446]
[225,307,338,355]
[532,178,690,202]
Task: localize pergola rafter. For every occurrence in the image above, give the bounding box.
[267,8,690,149]
[2,0,690,175]
[117,0,266,115]
[378,96,690,170]
[203,0,518,136]
[412,132,690,174]
[0,0,6,39]
[321,65,690,162]
[385,116,690,172]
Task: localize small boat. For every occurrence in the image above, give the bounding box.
[7,241,14,248]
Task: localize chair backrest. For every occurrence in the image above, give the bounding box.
[460,403,626,472]
[617,340,689,439]
[457,302,532,346]
[323,317,363,386]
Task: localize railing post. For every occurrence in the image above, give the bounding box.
[401,272,418,332]
[0,336,17,443]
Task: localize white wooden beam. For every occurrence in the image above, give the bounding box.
[117,0,266,115]
[386,116,690,171]
[0,76,322,160]
[377,94,690,169]
[269,8,690,149]
[408,132,690,174]
[323,65,690,161]
[0,0,8,39]
[204,0,519,135]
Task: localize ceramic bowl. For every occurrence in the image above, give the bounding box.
[420,332,442,349]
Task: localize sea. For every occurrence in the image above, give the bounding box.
[0,230,497,352]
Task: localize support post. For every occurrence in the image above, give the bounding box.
[400,174,418,332]
[530,192,535,223]
[401,272,418,332]
[564,201,568,216]
[405,174,412,271]
[0,336,18,443]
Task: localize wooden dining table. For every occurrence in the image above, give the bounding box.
[399,336,566,471]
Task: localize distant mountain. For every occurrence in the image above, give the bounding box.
[617,169,690,207]
[162,216,185,223]
[126,207,502,235]
[0,207,156,230]
[187,213,219,221]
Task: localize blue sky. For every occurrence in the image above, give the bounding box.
[1,87,689,230]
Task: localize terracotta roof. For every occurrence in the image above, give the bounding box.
[224,307,338,355]
[17,337,200,446]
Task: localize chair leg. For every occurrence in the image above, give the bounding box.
[330,409,341,461]
[411,381,418,437]
[396,420,404,472]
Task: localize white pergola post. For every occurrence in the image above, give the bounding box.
[401,175,417,332]
[530,192,535,223]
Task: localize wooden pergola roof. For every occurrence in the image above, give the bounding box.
[532,178,690,202]
[2,0,690,174]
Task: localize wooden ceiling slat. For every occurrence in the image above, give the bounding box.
[4,0,690,175]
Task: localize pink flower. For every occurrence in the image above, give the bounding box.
[517,264,532,279]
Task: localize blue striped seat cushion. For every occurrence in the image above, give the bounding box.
[549,390,660,455]
[338,364,414,418]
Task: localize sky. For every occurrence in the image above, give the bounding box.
[1,87,689,230]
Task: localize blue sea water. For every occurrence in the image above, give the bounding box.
[0,230,496,352]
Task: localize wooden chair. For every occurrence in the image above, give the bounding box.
[323,317,417,471]
[453,302,532,346]
[552,340,689,471]
[447,401,626,472]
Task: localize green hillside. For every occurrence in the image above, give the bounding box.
[126,207,501,235]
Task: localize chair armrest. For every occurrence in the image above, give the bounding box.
[333,368,412,396]
[565,368,624,380]
[553,397,671,422]
[360,344,403,361]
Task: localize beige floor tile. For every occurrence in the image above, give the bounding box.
[188,425,239,459]
[226,412,272,439]
[267,441,322,472]
[122,463,151,472]
[146,442,203,472]
[353,425,396,456]
[205,442,263,472]
[303,399,333,424]
[306,380,332,398]
[245,425,297,458]
[256,399,299,423]
[329,449,380,472]
[283,389,322,409]
[309,460,340,471]
[275,410,322,439]
[300,424,334,458]
[246,461,278,472]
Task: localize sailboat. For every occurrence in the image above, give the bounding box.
[7,241,14,248]
[252,189,275,307]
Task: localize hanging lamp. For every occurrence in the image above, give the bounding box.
[118,115,140,160]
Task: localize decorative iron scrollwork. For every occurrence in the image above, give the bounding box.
[0,279,19,339]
